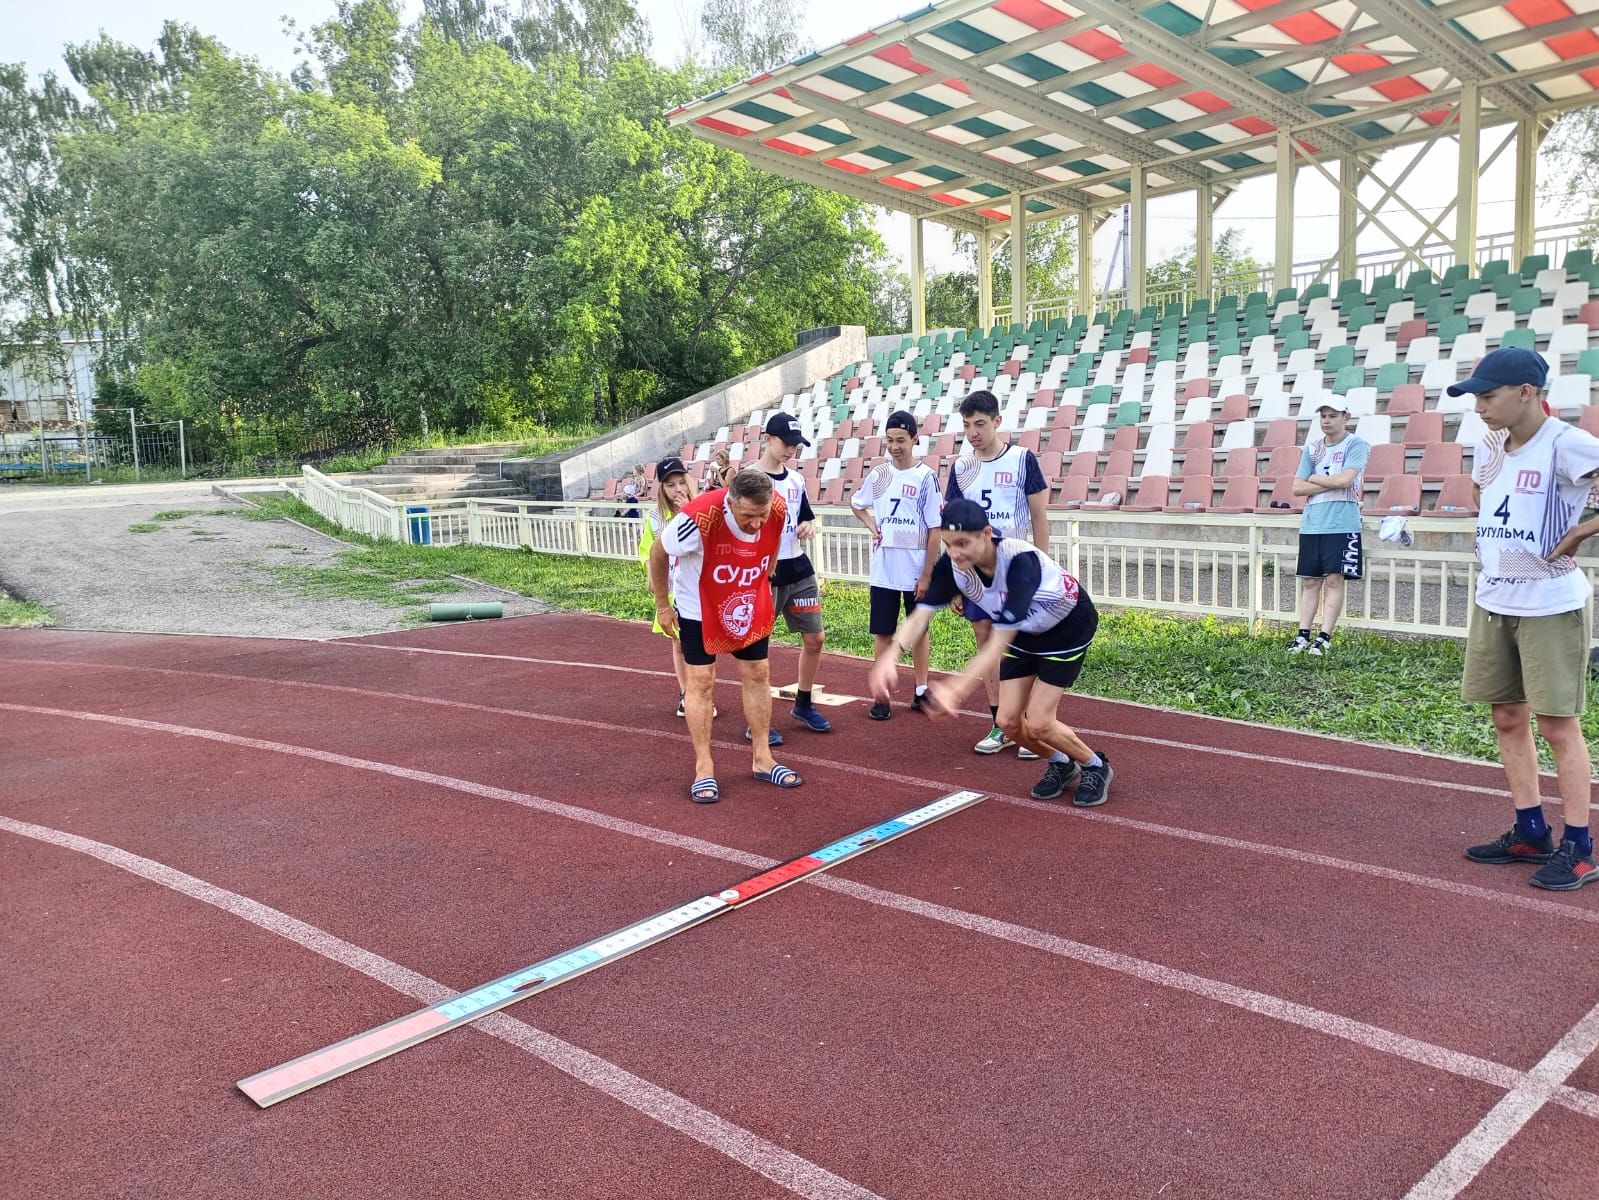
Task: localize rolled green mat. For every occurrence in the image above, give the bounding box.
[428,602,503,621]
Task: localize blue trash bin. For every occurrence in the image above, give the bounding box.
[406,504,432,545]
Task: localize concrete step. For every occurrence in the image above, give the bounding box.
[356,478,525,500]
[368,461,506,476]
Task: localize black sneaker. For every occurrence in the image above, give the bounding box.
[1073,753,1113,807]
[1529,841,1597,891]
[676,694,686,718]
[868,700,892,721]
[1464,825,1556,864]
[745,727,784,746]
[1030,759,1081,800]
[910,690,928,713]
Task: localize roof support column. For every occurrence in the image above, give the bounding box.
[1513,114,1542,266]
[1077,211,1095,320]
[1456,82,1480,269]
[910,214,926,338]
[977,226,993,332]
[1130,164,1147,312]
[1338,155,1359,285]
[1195,180,1213,305]
[1010,194,1027,328]
[1275,130,1295,294]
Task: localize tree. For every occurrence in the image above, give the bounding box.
[698,0,807,75]
[1544,107,1599,241]
[925,270,976,331]
[1144,226,1263,301]
[0,64,98,438]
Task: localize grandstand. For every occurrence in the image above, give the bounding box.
[598,249,1599,518]
[608,0,1599,523]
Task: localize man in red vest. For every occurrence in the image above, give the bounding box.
[649,469,804,804]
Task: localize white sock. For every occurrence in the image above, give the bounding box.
[915,684,928,696]
[1083,752,1103,769]
[1048,751,1069,764]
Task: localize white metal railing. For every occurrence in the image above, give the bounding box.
[990,222,1593,327]
[299,467,1599,645]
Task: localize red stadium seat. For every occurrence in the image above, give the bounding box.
[1165,473,1214,512]
[1051,476,1090,508]
[1361,442,1406,482]
[1180,421,1215,450]
[1262,418,1299,449]
[1419,442,1463,481]
[1085,474,1128,508]
[1257,474,1306,514]
[1218,393,1251,423]
[1402,411,1443,447]
[1386,384,1425,416]
[1432,473,1478,516]
[1125,475,1170,512]
[1179,448,1215,478]
[1364,474,1422,515]
[1221,447,1259,477]
[1211,475,1261,513]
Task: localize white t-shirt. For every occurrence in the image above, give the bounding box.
[1472,418,1599,617]
[851,461,942,591]
[766,467,810,563]
[658,498,764,621]
[946,444,1046,541]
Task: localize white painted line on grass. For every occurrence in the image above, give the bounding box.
[0,814,882,1200]
[3,660,1590,929]
[1403,998,1599,1199]
[4,699,1596,1122]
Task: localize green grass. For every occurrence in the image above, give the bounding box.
[0,597,53,627]
[236,495,1599,764]
[127,522,164,533]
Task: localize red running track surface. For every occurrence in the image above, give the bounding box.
[1,613,1596,1200]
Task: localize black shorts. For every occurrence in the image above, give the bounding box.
[1297,531,1363,579]
[677,616,770,667]
[869,586,918,635]
[1000,598,1098,689]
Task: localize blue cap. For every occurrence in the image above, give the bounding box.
[1446,347,1548,397]
[941,498,991,532]
[763,412,810,446]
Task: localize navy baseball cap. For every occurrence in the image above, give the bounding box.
[656,455,687,480]
[764,413,811,446]
[1446,346,1548,397]
[941,498,991,532]
[885,410,918,437]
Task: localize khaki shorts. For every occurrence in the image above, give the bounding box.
[1461,603,1590,717]
[772,574,824,634]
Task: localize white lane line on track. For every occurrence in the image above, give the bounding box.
[2,660,1591,929]
[0,814,883,1200]
[3,700,1596,1122]
[1402,998,1599,1199]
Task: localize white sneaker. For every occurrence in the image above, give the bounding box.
[1017,746,1039,760]
[1307,637,1329,657]
[676,694,685,718]
[974,726,1012,754]
[1288,634,1311,654]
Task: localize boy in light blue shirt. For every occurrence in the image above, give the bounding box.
[1290,399,1370,655]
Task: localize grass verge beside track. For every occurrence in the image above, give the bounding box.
[241,492,1599,765]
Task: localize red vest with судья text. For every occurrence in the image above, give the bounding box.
[682,487,787,654]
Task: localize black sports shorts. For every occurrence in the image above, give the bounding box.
[677,615,770,667]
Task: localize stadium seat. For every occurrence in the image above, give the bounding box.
[1076,426,1107,454]
[1387,384,1425,416]
[1085,475,1128,509]
[1402,410,1444,447]
[1549,374,1592,414]
[1419,442,1463,481]
[1051,476,1090,508]
[1219,420,1256,451]
[1180,421,1215,451]
[1258,473,1306,513]
[1125,475,1170,512]
[1110,426,1140,455]
[1365,474,1421,515]
[1580,407,1599,438]
[1166,473,1215,512]
[1179,448,1215,478]
[1212,475,1262,514]
[1262,419,1299,449]
[1432,474,1477,516]
[1218,393,1251,423]
[1454,411,1489,446]
[1362,443,1406,481]
[1263,445,1301,478]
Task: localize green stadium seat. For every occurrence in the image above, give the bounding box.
[1345,304,1377,331]
[1370,273,1397,294]
[1575,348,1599,377]
[1441,263,1470,284]
[1332,365,1366,394]
[1323,345,1356,373]
[1500,327,1535,349]
[1562,247,1593,274]
[1302,283,1330,302]
[1405,268,1434,291]
[1374,362,1409,392]
[1425,298,1454,325]
[1519,253,1549,279]
[1508,287,1541,317]
[1110,400,1143,427]
[1088,384,1114,407]
[1246,290,1269,308]
[1438,314,1469,345]
[1491,274,1520,300]
[1274,286,1298,304]
[1282,330,1311,353]
[1278,313,1305,336]
[1372,289,1402,317]
[1481,259,1510,281]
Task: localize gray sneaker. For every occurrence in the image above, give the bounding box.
[1073,753,1113,807]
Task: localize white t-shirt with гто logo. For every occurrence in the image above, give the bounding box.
[851,461,942,591]
[1472,418,1599,617]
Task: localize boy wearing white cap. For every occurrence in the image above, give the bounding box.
[1290,397,1370,655]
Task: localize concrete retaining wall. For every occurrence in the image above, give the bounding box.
[506,326,868,501]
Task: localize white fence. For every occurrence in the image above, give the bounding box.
[298,466,1592,644]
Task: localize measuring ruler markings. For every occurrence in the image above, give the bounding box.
[239,788,986,1107]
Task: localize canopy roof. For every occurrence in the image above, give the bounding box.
[668,0,1599,231]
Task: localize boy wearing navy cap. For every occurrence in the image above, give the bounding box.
[1454,347,1599,890]
[757,412,832,736]
[868,498,1112,805]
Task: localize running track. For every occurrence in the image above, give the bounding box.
[2,612,1596,1199]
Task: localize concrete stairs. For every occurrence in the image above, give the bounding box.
[343,442,531,502]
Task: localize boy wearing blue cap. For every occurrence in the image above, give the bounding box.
[867,498,1112,806]
[1453,347,1599,891]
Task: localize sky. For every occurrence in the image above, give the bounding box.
[3,0,1581,292]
